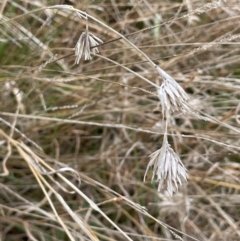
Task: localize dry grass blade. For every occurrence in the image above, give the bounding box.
[0,130,98,241]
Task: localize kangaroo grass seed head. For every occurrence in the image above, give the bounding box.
[144,136,188,196]
[74,31,103,64]
[156,67,190,116]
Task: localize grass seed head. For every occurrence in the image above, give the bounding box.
[74,31,103,64]
[144,136,188,196]
[156,67,190,116]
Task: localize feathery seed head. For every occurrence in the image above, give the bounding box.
[74,31,103,64]
[156,67,189,115]
[144,136,188,196]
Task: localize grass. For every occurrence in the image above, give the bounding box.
[1,0,240,240]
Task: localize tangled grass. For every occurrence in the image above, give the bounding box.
[1,0,240,240]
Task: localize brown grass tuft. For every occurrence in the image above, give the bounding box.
[1,1,240,240]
